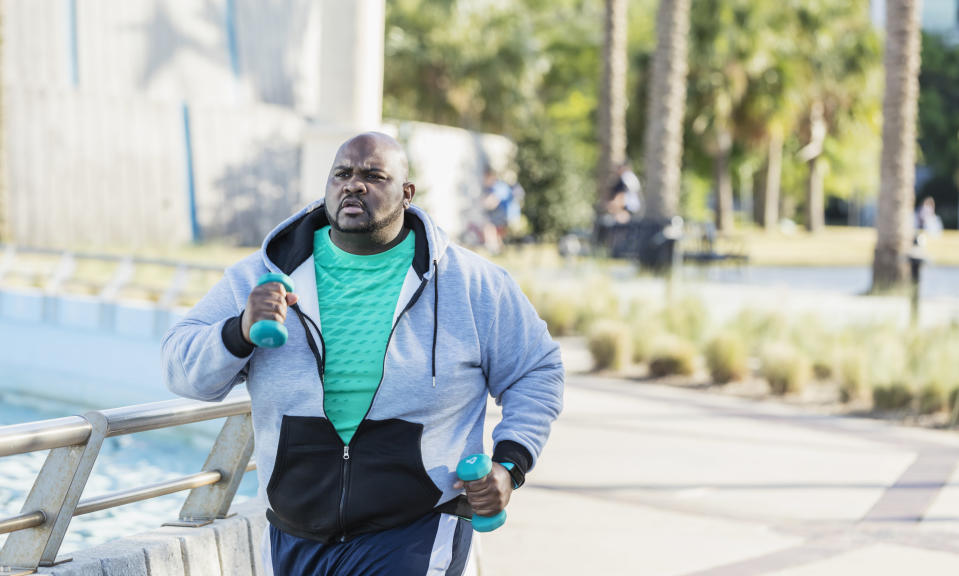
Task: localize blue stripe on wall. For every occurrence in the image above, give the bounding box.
[67,0,79,86]
[181,102,201,243]
[225,0,240,78]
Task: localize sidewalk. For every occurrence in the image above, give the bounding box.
[479,370,959,575]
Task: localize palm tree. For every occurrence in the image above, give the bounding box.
[872,0,922,291]
[643,0,692,221]
[597,0,629,209]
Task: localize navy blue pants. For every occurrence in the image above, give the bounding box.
[269,513,474,576]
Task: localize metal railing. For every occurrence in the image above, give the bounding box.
[0,244,227,308]
[0,395,256,576]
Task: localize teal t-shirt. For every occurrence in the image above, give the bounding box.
[313,226,415,444]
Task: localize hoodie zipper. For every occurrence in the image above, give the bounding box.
[338,445,351,541]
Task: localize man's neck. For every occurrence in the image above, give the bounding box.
[329,225,410,255]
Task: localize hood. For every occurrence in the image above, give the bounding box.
[259,201,450,277]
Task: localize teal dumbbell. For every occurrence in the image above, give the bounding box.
[456,454,507,532]
[249,273,295,348]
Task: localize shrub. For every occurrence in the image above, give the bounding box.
[574,280,621,334]
[661,296,708,343]
[628,303,664,363]
[812,361,833,381]
[728,309,789,354]
[760,343,811,396]
[587,320,632,372]
[918,382,946,415]
[837,351,868,403]
[535,290,580,337]
[872,382,914,411]
[631,325,662,364]
[704,332,749,384]
[648,335,697,377]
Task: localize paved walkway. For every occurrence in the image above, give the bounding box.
[479,372,959,575]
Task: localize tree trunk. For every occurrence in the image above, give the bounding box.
[596,0,628,207]
[804,102,826,233]
[642,0,691,221]
[754,166,765,225]
[872,0,922,292]
[763,129,783,230]
[714,130,733,232]
[805,155,825,232]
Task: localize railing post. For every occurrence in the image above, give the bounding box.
[0,411,107,574]
[165,413,254,527]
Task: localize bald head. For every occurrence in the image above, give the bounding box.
[336,132,410,182]
[324,132,416,254]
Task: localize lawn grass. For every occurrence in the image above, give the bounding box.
[734,226,959,267]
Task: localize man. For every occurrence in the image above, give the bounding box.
[480,168,515,253]
[162,132,564,575]
[605,162,642,224]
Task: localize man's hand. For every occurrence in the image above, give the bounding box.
[241,282,299,344]
[453,462,513,517]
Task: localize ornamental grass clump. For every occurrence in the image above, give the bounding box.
[917,382,947,415]
[837,350,868,404]
[661,295,708,343]
[587,320,632,372]
[627,301,663,363]
[704,331,749,384]
[910,327,959,415]
[648,335,697,378]
[534,289,581,337]
[759,342,811,396]
[782,316,833,381]
[728,309,789,354]
[574,279,621,334]
[872,382,914,411]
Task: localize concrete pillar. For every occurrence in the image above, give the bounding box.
[300,0,386,206]
[314,0,384,130]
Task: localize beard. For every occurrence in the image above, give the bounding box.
[326,199,405,235]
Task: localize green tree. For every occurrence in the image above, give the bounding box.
[629,0,879,231]
[384,0,541,133]
[873,0,923,291]
[790,0,881,232]
[686,0,793,232]
[918,32,959,228]
[384,0,604,239]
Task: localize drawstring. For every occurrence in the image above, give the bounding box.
[432,259,438,388]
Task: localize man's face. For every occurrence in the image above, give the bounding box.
[324,136,411,236]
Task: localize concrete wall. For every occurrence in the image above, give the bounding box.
[0,0,382,248]
[34,501,269,576]
[0,288,182,408]
[3,0,318,110]
[4,87,305,248]
[2,0,512,249]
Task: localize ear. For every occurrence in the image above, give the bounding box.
[403,182,416,206]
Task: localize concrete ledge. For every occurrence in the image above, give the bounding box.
[36,501,267,576]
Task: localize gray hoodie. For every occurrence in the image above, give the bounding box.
[162,202,564,543]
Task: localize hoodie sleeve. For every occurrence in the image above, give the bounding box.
[161,271,253,401]
[481,270,565,474]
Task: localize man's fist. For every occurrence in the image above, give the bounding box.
[453,462,513,517]
[241,282,299,344]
